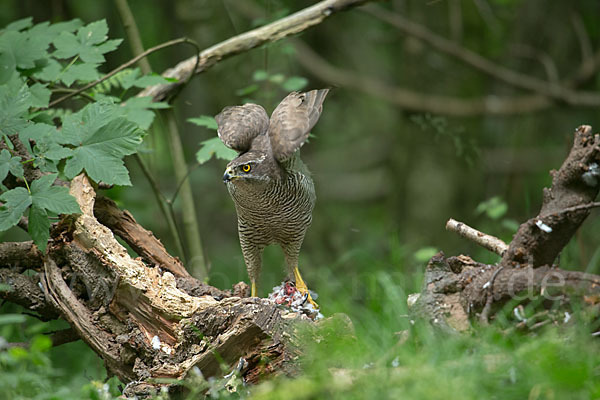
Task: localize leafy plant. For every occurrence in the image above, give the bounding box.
[189,116,237,165]
[0,18,169,250]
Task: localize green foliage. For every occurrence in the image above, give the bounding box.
[0,17,165,250]
[476,196,508,220]
[189,116,237,165]
[413,246,439,263]
[195,137,237,165]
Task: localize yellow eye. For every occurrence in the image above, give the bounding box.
[242,164,251,173]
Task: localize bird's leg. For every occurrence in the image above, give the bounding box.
[240,240,263,298]
[293,267,319,309]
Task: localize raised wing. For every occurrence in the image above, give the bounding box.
[215,103,269,152]
[268,89,329,161]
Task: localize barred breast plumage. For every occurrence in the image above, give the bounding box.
[216,89,329,306]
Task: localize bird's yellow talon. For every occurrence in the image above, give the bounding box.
[294,267,319,309]
[251,281,257,297]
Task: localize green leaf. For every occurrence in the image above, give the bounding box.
[0,77,33,136]
[63,117,143,185]
[61,62,100,86]
[19,122,57,145]
[59,101,120,145]
[28,204,50,252]
[119,96,169,130]
[0,187,31,231]
[33,58,62,82]
[0,148,24,181]
[188,115,218,130]
[196,137,237,165]
[282,76,308,92]
[414,246,439,263]
[131,73,170,88]
[29,83,51,108]
[476,196,508,220]
[53,20,121,64]
[30,173,80,214]
[0,30,48,71]
[4,18,33,32]
[41,143,72,161]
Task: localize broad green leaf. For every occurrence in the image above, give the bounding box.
[0,52,16,84]
[77,20,109,47]
[131,73,170,88]
[30,173,80,214]
[59,101,121,146]
[53,20,121,64]
[61,62,100,86]
[41,143,72,161]
[28,204,50,252]
[33,58,62,82]
[282,76,308,92]
[0,148,24,181]
[0,30,48,71]
[115,67,140,90]
[119,97,169,130]
[19,122,57,144]
[4,18,33,32]
[196,137,237,165]
[0,187,31,231]
[414,246,439,263]
[29,83,51,108]
[188,115,217,130]
[63,118,143,185]
[0,77,33,135]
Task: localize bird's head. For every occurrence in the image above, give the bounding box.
[223,150,273,184]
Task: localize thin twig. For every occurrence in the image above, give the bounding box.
[48,37,199,108]
[446,218,508,255]
[134,154,186,262]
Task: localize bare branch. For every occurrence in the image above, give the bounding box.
[445,218,508,256]
[363,5,600,107]
[294,41,552,116]
[137,0,380,102]
[571,12,593,63]
[501,125,600,268]
[0,267,60,320]
[0,241,43,271]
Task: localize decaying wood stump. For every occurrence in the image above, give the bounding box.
[0,174,326,397]
[411,125,600,331]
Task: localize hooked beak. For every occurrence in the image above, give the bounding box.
[223,167,235,183]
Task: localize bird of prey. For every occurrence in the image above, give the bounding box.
[216,89,329,308]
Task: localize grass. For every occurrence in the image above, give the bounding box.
[1,248,599,399]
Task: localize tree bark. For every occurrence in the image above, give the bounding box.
[413,125,600,331]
